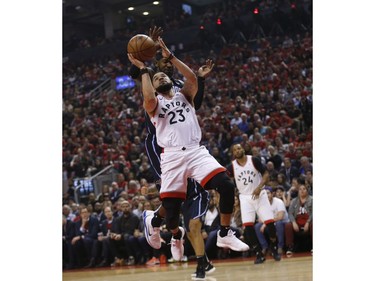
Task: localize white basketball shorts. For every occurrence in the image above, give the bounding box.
[159,144,226,199]
[239,190,274,225]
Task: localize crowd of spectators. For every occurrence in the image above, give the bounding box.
[63,0,313,270]
[63,181,312,269]
[63,31,312,186]
[64,0,312,54]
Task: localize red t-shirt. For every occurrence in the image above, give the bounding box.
[295,203,310,227]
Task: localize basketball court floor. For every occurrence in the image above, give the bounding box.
[63,253,312,281]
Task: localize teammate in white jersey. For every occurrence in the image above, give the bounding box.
[128,37,249,275]
[228,143,281,263]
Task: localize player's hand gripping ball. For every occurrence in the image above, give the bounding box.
[127,34,157,62]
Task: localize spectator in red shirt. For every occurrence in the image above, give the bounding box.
[284,143,297,161]
[302,141,312,159]
[116,173,128,189]
[285,185,313,256]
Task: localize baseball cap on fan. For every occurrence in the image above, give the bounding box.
[264,186,273,192]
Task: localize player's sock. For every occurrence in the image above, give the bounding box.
[197,256,204,266]
[151,212,163,227]
[219,226,230,237]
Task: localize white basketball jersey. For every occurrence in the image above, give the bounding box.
[232,156,263,195]
[151,92,201,148]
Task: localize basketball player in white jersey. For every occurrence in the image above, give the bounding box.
[128,37,249,277]
[130,53,216,278]
[228,143,281,263]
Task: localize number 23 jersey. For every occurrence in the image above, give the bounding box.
[151,92,201,148]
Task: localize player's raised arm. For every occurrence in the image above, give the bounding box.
[127,53,158,115]
[157,37,197,104]
[195,59,214,110]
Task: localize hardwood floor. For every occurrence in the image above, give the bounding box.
[63,253,312,281]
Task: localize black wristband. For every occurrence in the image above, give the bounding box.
[140,67,148,75]
[198,76,205,81]
[165,53,174,62]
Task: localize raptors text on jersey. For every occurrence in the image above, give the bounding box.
[151,92,201,148]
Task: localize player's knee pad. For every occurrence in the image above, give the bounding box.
[162,198,183,230]
[207,172,234,214]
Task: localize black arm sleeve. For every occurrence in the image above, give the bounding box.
[194,76,205,110]
[226,163,234,178]
[129,64,140,80]
[252,156,266,175]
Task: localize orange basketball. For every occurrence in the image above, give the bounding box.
[127,34,157,62]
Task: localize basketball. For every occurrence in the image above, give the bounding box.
[127,34,157,62]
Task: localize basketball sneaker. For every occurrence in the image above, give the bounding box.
[171,226,185,261]
[143,210,161,249]
[271,245,281,261]
[254,251,266,264]
[191,261,216,277]
[191,264,205,281]
[205,262,216,274]
[216,229,250,252]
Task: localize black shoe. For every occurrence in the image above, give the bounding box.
[254,252,266,264]
[84,258,96,268]
[126,256,135,266]
[137,255,146,265]
[191,261,215,278]
[192,265,205,280]
[271,246,281,261]
[205,262,216,274]
[96,260,110,268]
[286,246,294,256]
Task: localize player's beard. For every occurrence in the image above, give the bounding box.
[156,82,173,93]
[236,151,245,159]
